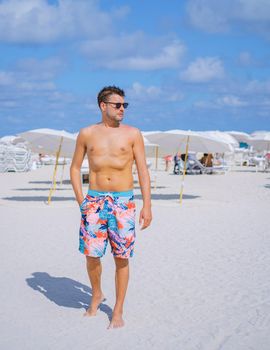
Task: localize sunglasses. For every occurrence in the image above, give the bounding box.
[104,102,129,109]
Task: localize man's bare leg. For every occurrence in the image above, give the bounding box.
[108,257,129,329]
[84,256,105,316]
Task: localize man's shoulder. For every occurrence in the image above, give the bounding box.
[79,124,98,136]
[120,124,141,135]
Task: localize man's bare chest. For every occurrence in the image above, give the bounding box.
[86,134,133,157]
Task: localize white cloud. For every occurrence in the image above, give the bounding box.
[0,63,90,131]
[187,0,229,33]
[110,41,185,70]
[0,100,17,108]
[127,82,162,100]
[0,0,120,43]
[238,52,253,66]
[217,95,248,107]
[15,57,65,80]
[17,81,56,92]
[244,80,270,94]
[0,58,63,106]
[195,95,249,109]
[180,57,224,82]
[261,99,270,106]
[81,33,185,70]
[127,82,184,103]
[186,0,270,36]
[0,71,14,85]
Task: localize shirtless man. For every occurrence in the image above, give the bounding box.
[70,86,152,329]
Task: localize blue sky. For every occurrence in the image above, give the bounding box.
[0,0,270,137]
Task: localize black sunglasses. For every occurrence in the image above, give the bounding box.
[104,102,129,109]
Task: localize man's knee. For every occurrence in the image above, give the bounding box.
[86,256,101,266]
[114,257,129,269]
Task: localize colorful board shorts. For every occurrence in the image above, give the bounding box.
[79,189,136,259]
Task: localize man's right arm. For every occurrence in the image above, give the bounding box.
[70,129,87,206]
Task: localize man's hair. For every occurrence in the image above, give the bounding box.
[97,86,125,107]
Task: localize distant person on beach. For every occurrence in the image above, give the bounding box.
[70,86,152,329]
[181,154,186,162]
[173,152,181,174]
[200,153,213,167]
[164,154,172,171]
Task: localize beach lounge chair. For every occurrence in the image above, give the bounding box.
[188,158,230,174]
[0,144,32,172]
[173,158,201,175]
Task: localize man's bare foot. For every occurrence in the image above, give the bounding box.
[84,293,105,317]
[107,312,125,329]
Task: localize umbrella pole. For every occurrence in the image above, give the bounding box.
[47,137,63,205]
[180,136,190,204]
[155,146,159,170]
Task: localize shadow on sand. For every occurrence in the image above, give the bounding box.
[14,188,69,191]
[133,185,167,190]
[4,193,199,202]
[26,272,112,320]
[29,180,71,185]
[134,193,200,200]
[3,196,75,202]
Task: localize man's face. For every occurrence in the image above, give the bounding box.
[101,93,125,122]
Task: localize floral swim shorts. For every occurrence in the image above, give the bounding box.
[79,189,136,259]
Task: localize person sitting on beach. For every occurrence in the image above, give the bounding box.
[200,153,213,167]
[180,153,187,162]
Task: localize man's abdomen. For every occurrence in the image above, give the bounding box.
[89,169,134,191]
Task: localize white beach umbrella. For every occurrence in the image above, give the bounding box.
[227,131,252,143]
[251,130,270,138]
[143,135,158,148]
[145,130,234,204]
[145,130,234,153]
[19,128,76,157]
[249,134,270,151]
[19,128,76,204]
[200,131,238,148]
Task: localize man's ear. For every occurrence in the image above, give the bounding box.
[100,101,106,112]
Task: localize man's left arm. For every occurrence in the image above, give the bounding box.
[133,129,152,230]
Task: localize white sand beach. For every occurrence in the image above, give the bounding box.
[1,164,270,350]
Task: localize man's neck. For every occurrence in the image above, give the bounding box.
[100,119,121,128]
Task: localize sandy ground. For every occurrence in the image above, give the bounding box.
[0,163,270,350]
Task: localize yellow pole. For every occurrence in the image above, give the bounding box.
[47,136,63,205]
[179,136,190,204]
[155,146,159,170]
